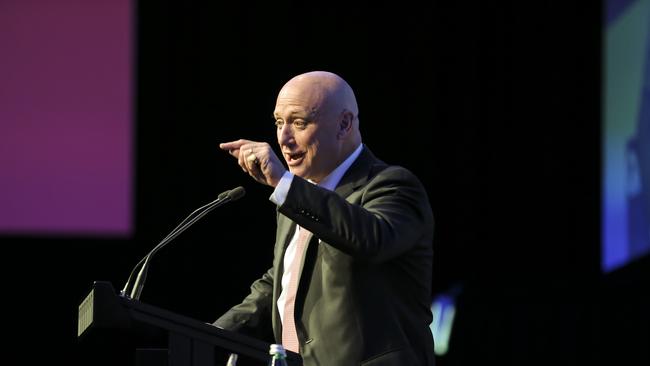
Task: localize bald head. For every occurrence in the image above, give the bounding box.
[278,71,359,124]
[273,71,362,182]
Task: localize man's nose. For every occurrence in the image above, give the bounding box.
[278,124,294,146]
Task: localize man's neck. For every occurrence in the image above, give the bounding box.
[315,143,363,191]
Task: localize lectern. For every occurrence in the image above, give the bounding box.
[77,281,301,366]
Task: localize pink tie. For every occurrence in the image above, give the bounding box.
[282,227,312,354]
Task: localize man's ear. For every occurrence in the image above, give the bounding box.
[338,111,354,138]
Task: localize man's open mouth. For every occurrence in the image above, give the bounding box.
[286,152,306,166]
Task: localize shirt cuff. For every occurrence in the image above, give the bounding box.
[269,171,294,206]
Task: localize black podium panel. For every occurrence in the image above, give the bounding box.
[78,281,301,366]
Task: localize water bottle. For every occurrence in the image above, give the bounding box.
[268,344,289,366]
[225,353,238,366]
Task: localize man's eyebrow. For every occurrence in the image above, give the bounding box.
[273,112,311,120]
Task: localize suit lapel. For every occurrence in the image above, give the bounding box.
[274,212,297,283]
[335,146,385,199]
[272,213,297,340]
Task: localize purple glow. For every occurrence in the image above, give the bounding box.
[0,0,133,236]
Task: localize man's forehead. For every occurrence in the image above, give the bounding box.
[273,104,316,118]
[275,88,321,114]
[278,80,325,100]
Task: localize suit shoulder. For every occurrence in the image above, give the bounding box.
[370,163,425,186]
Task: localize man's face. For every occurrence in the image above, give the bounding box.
[273,85,340,183]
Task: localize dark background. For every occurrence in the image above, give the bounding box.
[4,0,649,365]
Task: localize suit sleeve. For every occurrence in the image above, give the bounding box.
[278,166,433,263]
[213,266,274,331]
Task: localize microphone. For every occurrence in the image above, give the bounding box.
[120,186,246,300]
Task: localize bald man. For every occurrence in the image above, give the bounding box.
[214,71,435,365]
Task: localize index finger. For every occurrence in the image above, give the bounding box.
[219,139,249,151]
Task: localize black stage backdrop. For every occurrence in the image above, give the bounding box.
[3,1,648,365]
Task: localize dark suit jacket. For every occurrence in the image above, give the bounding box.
[215,147,435,366]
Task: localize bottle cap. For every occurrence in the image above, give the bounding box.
[269,344,286,356]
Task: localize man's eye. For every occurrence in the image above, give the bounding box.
[275,120,284,128]
[294,120,307,128]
